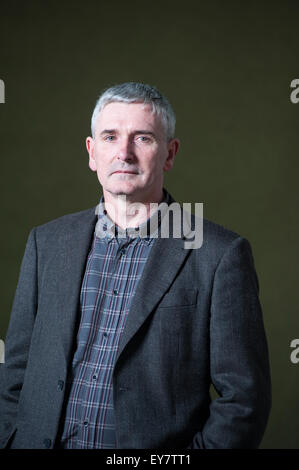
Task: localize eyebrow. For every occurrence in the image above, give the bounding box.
[100,129,117,135]
[134,130,156,137]
[100,129,156,137]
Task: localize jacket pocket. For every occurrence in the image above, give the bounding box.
[158,288,198,308]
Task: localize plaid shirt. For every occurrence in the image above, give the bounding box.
[58,191,170,449]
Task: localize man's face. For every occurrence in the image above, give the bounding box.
[86,102,179,203]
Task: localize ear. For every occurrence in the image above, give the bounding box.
[86,136,97,172]
[163,138,180,172]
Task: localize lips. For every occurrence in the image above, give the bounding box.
[112,170,138,174]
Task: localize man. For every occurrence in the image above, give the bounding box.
[0,82,271,449]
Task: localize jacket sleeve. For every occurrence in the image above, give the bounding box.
[0,228,38,448]
[188,236,272,449]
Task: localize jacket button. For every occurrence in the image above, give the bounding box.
[57,380,64,390]
[43,438,52,448]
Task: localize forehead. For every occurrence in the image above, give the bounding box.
[95,101,163,134]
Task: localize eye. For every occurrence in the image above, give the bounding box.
[137,135,151,142]
[104,135,116,141]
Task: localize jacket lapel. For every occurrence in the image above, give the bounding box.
[55,208,97,363]
[115,235,191,363]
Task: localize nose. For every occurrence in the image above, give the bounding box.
[116,137,135,162]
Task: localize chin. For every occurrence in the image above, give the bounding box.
[108,184,140,197]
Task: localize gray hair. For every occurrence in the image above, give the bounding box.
[91,82,176,142]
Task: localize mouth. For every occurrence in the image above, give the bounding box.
[112,170,138,175]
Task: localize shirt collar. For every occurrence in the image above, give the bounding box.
[94,189,171,244]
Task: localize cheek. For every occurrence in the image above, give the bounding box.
[92,154,107,181]
[96,163,109,182]
[93,148,109,170]
[148,153,166,174]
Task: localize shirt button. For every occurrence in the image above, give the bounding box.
[83,421,89,427]
[92,375,97,380]
[113,289,118,295]
[103,332,108,338]
[57,380,64,390]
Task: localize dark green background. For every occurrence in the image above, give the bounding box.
[0,0,298,449]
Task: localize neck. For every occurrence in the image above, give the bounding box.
[102,189,164,229]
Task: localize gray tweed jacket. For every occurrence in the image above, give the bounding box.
[0,202,271,449]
